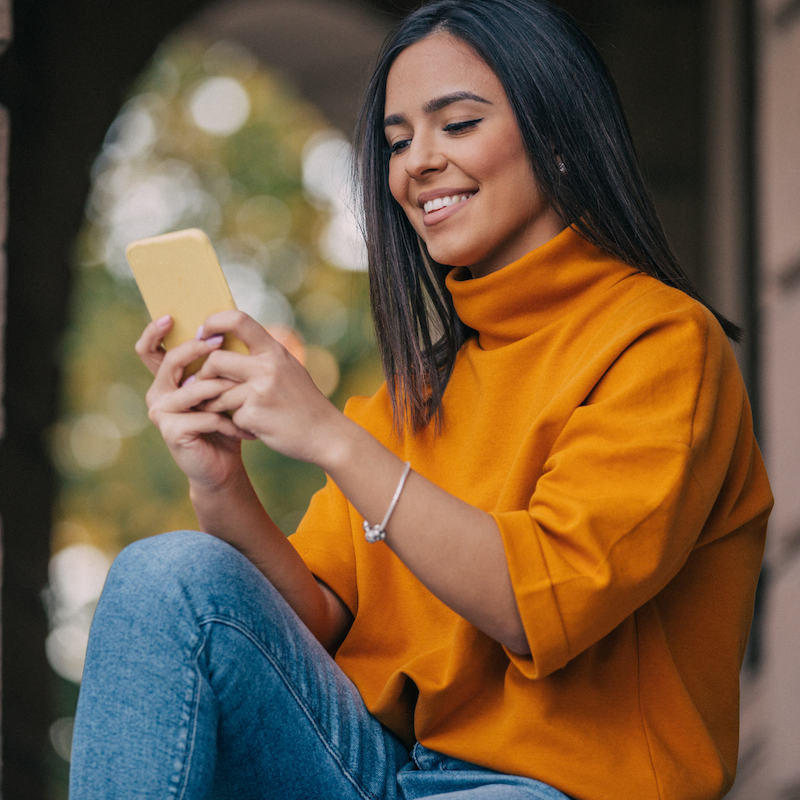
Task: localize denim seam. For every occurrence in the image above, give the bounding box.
[166,636,206,800]
[198,613,379,800]
[179,637,207,800]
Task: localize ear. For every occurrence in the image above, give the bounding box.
[551,142,567,174]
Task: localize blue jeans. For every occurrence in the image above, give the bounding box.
[70,531,571,800]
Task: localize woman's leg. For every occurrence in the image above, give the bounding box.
[69,530,408,800]
[396,746,573,800]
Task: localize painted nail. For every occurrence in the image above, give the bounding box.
[182,375,196,386]
[206,335,224,346]
[195,325,205,340]
[156,315,171,328]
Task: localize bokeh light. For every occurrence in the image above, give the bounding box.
[189,76,251,136]
[104,382,148,436]
[43,543,114,683]
[69,414,122,471]
[50,717,75,763]
[302,131,368,271]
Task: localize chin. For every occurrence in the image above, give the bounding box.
[424,246,476,271]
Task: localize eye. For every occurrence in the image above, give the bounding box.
[443,118,483,134]
[388,138,411,156]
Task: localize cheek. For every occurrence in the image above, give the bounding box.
[489,144,528,187]
[387,161,407,207]
[387,163,424,233]
[495,152,542,213]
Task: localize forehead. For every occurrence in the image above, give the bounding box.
[384,32,504,112]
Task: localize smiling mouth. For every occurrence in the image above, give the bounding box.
[422,193,475,214]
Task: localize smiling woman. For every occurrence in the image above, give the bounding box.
[384,35,564,277]
[68,2,772,800]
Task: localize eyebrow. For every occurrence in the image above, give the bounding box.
[383,91,492,129]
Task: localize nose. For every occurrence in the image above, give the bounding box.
[404,132,447,179]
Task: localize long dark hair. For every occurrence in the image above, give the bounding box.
[353,0,739,434]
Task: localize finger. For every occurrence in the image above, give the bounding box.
[159,408,252,442]
[156,377,240,415]
[198,382,249,415]
[194,348,260,383]
[152,335,226,391]
[135,315,172,376]
[198,310,276,355]
[201,412,255,440]
[226,426,258,441]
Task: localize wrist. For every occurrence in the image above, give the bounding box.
[313,413,367,476]
[188,461,251,503]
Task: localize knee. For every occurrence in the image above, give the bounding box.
[100,532,290,634]
[104,530,242,602]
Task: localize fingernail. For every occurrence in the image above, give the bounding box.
[206,335,224,346]
[182,375,196,386]
[156,315,171,328]
[195,325,205,340]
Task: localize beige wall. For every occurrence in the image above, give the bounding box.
[760,0,800,797]
[726,1,800,798]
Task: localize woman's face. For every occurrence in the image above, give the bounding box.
[384,32,564,278]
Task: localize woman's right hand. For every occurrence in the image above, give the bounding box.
[135,315,254,491]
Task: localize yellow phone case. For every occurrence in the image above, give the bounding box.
[126,228,249,377]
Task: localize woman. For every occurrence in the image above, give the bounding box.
[69,1,772,799]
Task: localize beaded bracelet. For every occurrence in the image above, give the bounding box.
[363,462,412,543]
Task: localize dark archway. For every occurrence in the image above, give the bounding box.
[0,4,217,793]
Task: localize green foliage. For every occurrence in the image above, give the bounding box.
[54,34,383,556]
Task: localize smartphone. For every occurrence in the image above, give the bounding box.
[126,228,249,377]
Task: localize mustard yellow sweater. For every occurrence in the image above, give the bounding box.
[290,226,772,800]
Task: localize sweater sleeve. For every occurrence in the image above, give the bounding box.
[495,305,758,679]
[289,473,359,615]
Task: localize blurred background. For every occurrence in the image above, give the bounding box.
[0,0,798,798]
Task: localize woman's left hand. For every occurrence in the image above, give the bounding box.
[194,310,346,466]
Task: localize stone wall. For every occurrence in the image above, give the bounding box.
[759,0,800,796]
[723,1,800,798]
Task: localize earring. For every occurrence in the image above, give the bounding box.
[557,161,567,174]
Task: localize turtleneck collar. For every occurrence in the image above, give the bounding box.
[444,225,638,349]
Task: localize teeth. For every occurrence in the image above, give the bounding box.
[423,194,472,214]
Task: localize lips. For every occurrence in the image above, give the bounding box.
[418,190,477,227]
